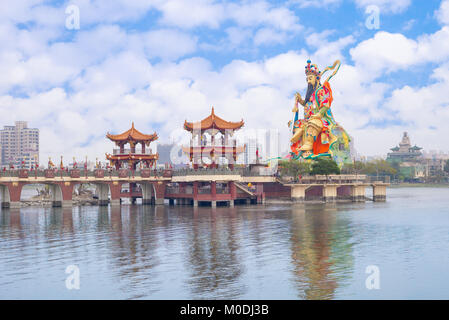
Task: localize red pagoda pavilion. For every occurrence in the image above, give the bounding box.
[105,122,159,170]
[182,107,245,169]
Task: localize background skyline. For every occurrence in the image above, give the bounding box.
[1,0,448,163]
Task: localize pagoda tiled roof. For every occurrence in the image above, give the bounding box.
[183,107,244,132]
[106,122,158,143]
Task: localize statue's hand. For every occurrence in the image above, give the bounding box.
[310,113,321,119]
[295,92,306,106]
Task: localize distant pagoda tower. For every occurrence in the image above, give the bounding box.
[182,107,245,169]
[105,122,159,170]
[387,131,423,162]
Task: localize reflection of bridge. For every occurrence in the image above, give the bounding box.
[0,168,388,208]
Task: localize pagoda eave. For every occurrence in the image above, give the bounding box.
[183,107,244,133]
[106,122,158,143]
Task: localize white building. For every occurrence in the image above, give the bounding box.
[1,121,39,169]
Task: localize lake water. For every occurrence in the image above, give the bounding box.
[1,187,449,300]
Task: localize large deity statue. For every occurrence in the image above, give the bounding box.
[289,59,351,165]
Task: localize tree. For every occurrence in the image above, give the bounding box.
[342,161,365,174]
[278,159,311,177]
[363,160,397,177]
[310,158,340,175]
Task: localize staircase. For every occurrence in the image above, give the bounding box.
[234,182,256,197]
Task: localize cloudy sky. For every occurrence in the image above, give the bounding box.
[1,0,449,163]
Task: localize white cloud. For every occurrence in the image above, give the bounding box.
[2,0,449,163]
[436,0,449,25]
[350,27,449,80]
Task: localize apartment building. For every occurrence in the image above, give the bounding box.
[0,121,39,169]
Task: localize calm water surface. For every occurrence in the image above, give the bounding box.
[1,187,449,299]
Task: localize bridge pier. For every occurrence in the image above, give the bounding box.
[50,183,73,207]
[109,182,122,206]
[373,184,387,202]
[153,182,166,205]
[1,184,11,208]
[351,184,366,202]
[323,185,337,202]
[96,184,110,206]
[291,185,306,202]
[141,183,154,205]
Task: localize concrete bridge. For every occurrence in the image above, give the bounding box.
[0,168,170,208]
[0,168,389,208]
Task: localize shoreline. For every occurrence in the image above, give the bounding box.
[390,183,449,188]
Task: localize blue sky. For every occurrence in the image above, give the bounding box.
[1,0,449,162]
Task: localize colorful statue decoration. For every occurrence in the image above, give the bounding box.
[289,59,351,165]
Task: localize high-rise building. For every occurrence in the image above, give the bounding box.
[265,129,281,161]
[0,121,39,169]
[243,137,262,165]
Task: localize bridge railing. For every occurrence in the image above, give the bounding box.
[171,167,275,177]
[0,168,172,179]
[278,174,390,184]
[172,168,243,176]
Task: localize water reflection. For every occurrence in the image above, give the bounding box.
[289,204,354,299]
[186,207,245,299]
[0,204,355,299]
[2,188,447,299]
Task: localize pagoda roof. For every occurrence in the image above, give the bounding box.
[183,107,244,133]
[106,122,158,143]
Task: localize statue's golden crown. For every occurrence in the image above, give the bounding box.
[305,60,321,79]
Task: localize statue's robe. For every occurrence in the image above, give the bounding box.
[291,81,349,160]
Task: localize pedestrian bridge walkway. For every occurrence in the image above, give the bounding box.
[0,168,389,208]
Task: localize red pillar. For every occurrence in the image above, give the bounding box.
[59,183,74,201]
[109,182,122,205]
[153,182,166,205]
[8,183,23,208]
[211,181,216,200]
[229,181,236,200]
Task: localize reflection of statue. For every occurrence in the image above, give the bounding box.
[290,207,354,299]
[289,60,351,165]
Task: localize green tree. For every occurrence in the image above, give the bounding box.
[310,158,340,175]
[363,159,397,177]
[342,161,365,174]
[278,159,311,177]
